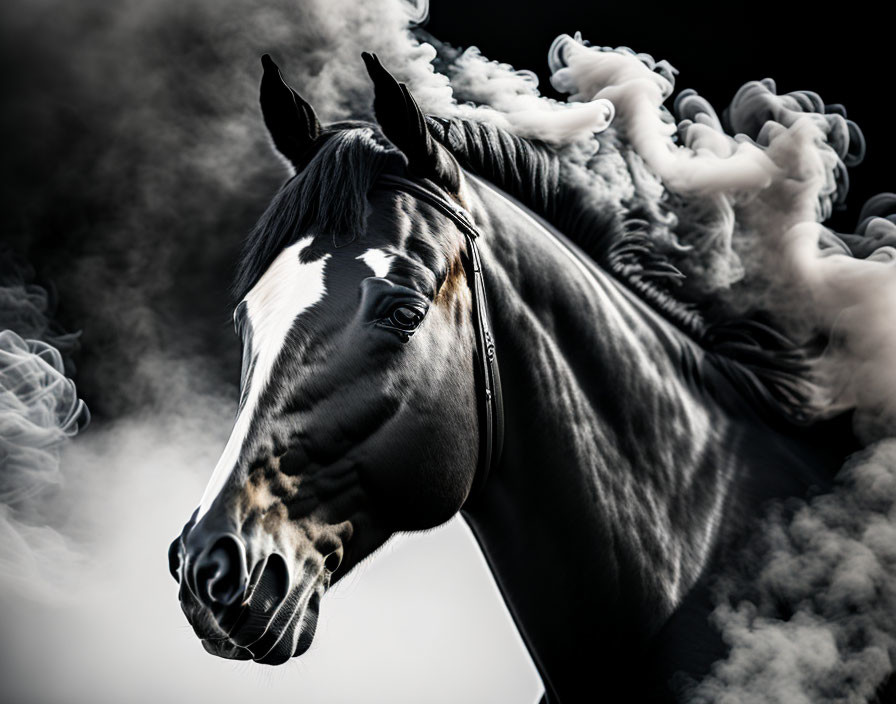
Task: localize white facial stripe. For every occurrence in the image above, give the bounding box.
[357,248,393,278]
[196,237,330,519]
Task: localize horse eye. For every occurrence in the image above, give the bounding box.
[390,305,423,330]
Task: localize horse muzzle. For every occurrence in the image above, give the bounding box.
[169,525,327,665]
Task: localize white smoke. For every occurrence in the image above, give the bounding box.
[0,261,89,604]
[686,439,896,703]
[434,45,613,142]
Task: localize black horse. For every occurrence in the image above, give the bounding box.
[168,53,857,701]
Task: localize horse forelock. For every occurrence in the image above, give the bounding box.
[234,124,403,301]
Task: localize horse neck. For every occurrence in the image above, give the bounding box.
[461,174,737,627]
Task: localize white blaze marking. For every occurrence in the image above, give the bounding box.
[357,248,393,278]
[196,237,330,519]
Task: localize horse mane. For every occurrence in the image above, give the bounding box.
[429,116,824,426]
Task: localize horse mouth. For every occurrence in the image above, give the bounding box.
[183,553,326,666]
[199,590,322,665]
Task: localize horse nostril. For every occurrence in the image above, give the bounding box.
[194,534,248,607]
[323,551,342,574]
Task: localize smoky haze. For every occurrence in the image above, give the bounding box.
[1,0,895,702]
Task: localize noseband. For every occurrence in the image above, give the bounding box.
[375,174,505,506]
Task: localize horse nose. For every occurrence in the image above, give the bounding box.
[191,533,249,607]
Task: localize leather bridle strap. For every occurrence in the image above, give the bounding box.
[374,174,504,506]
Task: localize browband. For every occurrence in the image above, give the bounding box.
[374,174,504,506]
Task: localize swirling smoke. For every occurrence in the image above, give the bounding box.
[1,0,895,702]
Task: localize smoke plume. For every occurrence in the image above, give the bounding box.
[685,439,896,703]
[0,257,89,603]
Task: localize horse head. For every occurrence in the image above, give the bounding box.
[168,54,496,664]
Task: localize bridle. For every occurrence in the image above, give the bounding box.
[374,174,505,506]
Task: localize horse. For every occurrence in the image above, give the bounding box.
[167,52,858,701]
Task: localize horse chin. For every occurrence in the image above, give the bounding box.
[201,638,253,660]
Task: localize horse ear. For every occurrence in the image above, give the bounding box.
[260,54,321,169]
[362,52,460,194]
